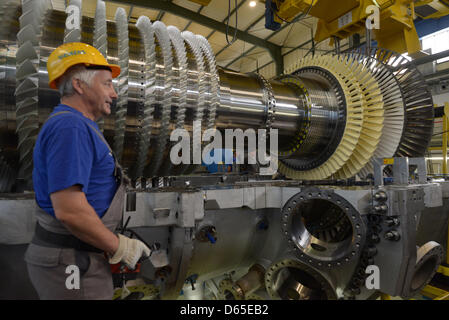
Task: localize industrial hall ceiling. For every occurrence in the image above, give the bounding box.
[51,0,335,77]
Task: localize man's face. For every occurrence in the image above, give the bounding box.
[82,70,118,119]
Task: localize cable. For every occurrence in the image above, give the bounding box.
[226,0,238,45]
[432,130,449,136]
[274,0,314,25]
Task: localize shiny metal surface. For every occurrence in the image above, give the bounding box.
[281,67,346,169]
[264,257,338,300]
[281,188,366,269]
[277,268,327,300]
[217,70,267,131]
[0,2,435,187]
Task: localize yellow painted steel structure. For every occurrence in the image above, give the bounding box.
[271,0,449,55]
[444,103,449,175]
[415,0,449,19]
[380,293,391,300]
[438,265,449,276]
[187,0,212,5]
[421,285,449,300]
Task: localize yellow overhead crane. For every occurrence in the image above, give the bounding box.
[415,0,449,19]
[266,0,449,56]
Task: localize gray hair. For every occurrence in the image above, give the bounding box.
[57,64,99,97]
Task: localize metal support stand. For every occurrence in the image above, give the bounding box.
[373,157,427,186]
[334,36,340,55]
[311,28,315,57]
[366,27,372,54]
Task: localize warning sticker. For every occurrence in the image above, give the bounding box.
[338,11,353,29]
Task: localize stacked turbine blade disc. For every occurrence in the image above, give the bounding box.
[112,7,129,163]
[281,54,365,180]
[179,31,207,176]
[15,0,51,181]
[159,26,189,177]
[146,21,174,177]
[359,48,434,160]
[93,0,107,132]
[133,16,156,180]
[63,0,82,43]
[279,48,433,180]
[346,52,405,178]
[333,54,384,179]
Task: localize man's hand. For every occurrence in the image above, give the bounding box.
[109,234,151,269]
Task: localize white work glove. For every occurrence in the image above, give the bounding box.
[109,234,151,269]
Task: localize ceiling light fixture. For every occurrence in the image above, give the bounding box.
[249,1,257,7]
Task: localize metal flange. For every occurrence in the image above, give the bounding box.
[264,257,338,300]
[281,67,346,170]
[276,75,312,159]
[256,73,277,131]
[281,188,366,269]
[219,278,245,300]
[406,241,443,298]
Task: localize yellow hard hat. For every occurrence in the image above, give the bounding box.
[47,42,121,89]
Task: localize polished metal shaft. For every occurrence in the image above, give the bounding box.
[0,2,346,187]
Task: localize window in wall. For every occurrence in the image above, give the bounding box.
[421,27,449,63]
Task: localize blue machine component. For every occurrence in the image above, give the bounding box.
[265,0,281,31]
[206,232,216,244]
[202,149,235,173]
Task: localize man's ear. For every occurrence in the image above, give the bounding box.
[71,78,84,95]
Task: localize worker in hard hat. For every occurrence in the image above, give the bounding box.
[24,42,150,299]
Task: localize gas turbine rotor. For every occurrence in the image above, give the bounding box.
[0,1,436,188]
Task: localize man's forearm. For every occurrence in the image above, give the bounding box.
[60,208,119,255]
[51,186,120,255]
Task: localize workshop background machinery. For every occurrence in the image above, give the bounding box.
[265,0,449,56]
[0,0,448,300]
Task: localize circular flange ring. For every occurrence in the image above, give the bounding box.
[219,279,244,300]
[264,258,338,300]
[276,75,312,159]
[112,284,160,300]
[406,241,443,297]
[280,67,347,170]
[256,73,277,131]
[281,188,366,269]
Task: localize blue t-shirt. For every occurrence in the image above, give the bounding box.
[33,104,119,218]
